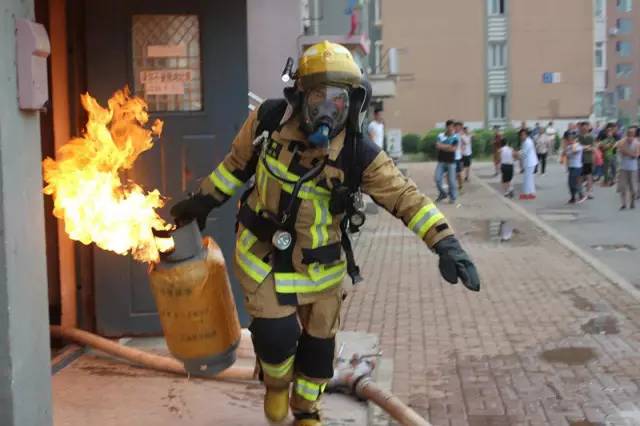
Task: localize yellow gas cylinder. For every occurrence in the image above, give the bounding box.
[149,221,241,377]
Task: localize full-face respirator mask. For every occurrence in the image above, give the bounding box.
[301,85,350,147]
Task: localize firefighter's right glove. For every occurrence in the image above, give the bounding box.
[434,236,480,292]
[170,193,217,230]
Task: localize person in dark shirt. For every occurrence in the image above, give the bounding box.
[578,121,595,199]
[435,119,459,203]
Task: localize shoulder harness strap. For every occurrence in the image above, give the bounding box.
[256,99,289,139]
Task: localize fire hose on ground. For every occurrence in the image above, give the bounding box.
[50,325,431,426]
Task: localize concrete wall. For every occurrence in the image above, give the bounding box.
[0,1,53,425]
[383,0,485,133]
[510,0,593,121]
[247,0,303,100]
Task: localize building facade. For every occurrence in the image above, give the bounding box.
[605,0,640,124]
[384,0,594,133]
[594,0,608,121]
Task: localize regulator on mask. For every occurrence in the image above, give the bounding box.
[302,85,350,148]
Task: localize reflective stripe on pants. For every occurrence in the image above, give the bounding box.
[294,378,326,402]
[235,229,272,283]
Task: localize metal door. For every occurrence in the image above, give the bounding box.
[85,0,249,335]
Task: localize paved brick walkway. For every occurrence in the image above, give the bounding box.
[342,162,640,426]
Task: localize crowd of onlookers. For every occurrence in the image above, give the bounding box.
[433,119,640,210]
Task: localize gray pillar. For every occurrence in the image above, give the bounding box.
[0,1,53,425]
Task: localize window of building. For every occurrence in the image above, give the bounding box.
[489,95,506,120]
[617,18,633,33]
[488,42,507,69]
[488,0,505,15]
[374,0,381,24]
[594,92,605,117]
[595,0,605,17]
[595,42,604,68]
[374,41,382,74]
[616,63,633,78]
[617,0,632,12]
[617,41,632,57]
[132,14,202,112]
[617,85,632,100]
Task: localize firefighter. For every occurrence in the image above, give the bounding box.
[171,41,480,426]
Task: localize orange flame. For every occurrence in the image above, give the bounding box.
[43,88,173,263]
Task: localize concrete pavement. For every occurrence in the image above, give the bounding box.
[475,160,640,290]
[52,332,374,425]
[52,161,640,426]
[343,161,640,426]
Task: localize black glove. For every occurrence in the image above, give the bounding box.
[169,193,217,230]
[434,236,480,292]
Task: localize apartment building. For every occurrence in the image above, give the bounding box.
[605,0,640,124]
[383,0,594,133]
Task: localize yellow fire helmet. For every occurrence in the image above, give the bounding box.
[296,41,363,90]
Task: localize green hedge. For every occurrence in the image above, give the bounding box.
[421,129,444,160]
[401,133,421,153]
[402,127,564,160]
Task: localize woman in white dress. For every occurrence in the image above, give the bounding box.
[518,128,539,200]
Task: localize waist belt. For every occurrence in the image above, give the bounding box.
[238,203,277,242]
[238,202,362,284]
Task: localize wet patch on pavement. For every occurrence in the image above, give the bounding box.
[591,243,636,252]
[540,347,597,365]
[457,219,538,247]
[581,316,620,335]
[562,289,602,312]
[467,414,513,425]
[568,420,604,426]
[537,209,581,222]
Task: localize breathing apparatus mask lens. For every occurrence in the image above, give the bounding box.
[303,85,350,147]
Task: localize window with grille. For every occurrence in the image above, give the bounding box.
[488,42,507,69]
[489,95,506,120]
[595,42,604,68]
[617,18,633,33]
[617,41,632,57]
[617,0,632,12]
[132,14,202,112]
[616,63,633,78]
[595,0,605,17]
[488,0,505,15]
[617,85,632,101]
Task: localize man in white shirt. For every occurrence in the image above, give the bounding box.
[367,108,385,150]
[461,126,473,182]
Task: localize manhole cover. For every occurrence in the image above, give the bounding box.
[538,210,580,221]
[591,244,636,252]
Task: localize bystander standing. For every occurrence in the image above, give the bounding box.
[535,128,553,175]
[367,107,385,151]
[616,126,640,210]
[578,122,595,199]
[435,119,459,204]
[499,139,515,198]
[461,126,473,182]
[518,128,538,200]
[564,131,586,204]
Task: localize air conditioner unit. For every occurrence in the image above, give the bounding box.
[609,27,619,36]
